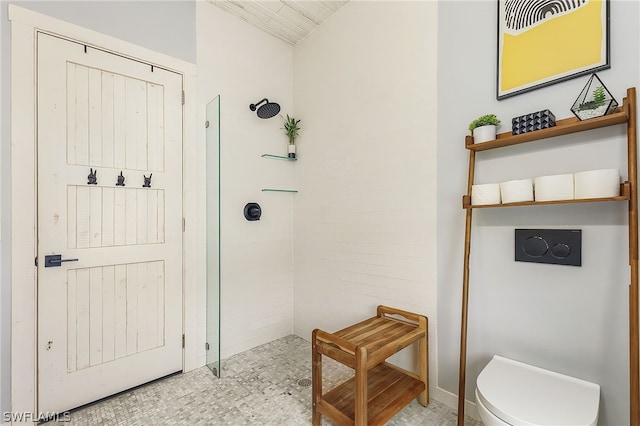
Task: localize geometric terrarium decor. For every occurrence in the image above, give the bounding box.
[571,74,618,121]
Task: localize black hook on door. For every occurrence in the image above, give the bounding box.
[116,171,125,187]
[143,173,152,188]
[87,168,97,185]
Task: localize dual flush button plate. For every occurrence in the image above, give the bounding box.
[515,229,581,266]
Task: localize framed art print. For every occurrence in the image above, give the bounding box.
[497,0,610,100]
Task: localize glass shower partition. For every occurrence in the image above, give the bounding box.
[206,96,221,377]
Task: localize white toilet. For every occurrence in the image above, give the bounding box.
[475,355,600,426]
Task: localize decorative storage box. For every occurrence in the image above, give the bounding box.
[512,109,556,135]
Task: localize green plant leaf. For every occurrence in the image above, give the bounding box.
[468,114,500,131]
[282,114,302,144]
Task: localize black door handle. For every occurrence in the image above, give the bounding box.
[44,254,79,268]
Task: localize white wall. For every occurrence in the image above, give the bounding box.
[1,0,196,418]
[6,1,196,63]
[436,1,640,424]
[0,4,6,420]
[196,3,295,361]
[292,0,439,377]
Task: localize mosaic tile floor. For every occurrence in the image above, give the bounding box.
[54,335,482,425]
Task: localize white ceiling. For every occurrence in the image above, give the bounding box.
[207,0,350,45]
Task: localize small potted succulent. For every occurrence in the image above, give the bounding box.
[282,114,301,158]
[468,114,501,143]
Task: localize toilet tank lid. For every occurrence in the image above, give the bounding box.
[476,355,600,426]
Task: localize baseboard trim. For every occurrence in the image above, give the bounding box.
[431,386,480,421]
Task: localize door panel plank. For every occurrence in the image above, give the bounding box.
[114,188,126,246]
[76,186,90,249]
[67,270,78,372]
[125,77,138,171]
[137,189,148,245]
[135,81,149,171]
[147,83,164,172]
[66,63,77,166]
[145,261,159,350]
[74,64,90,166]
[102,188,115,247]
[76,268,91,370]
[157,262,165,346]
[157,190,165,243]
[113,75,127,170]
[88,67,102,167]
[147,190,158,244]
[125,77,147,171]
[89,187,102,248]
[89,267,103,366]
[125,263,138,356]
[125,188,137,245]
[136,262,149,351]
[102,265,115,363]
[101,72,115,169]
[67,186,77,249]
[114,264,127,359]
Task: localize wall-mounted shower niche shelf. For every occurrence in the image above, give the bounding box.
[261,188,298,193]
[261,154,297,192]
[261,154,297,161]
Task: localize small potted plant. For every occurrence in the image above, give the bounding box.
[283,115,301,158]
[468,114,501,143]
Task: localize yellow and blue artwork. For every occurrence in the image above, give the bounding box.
[497,0,609,99]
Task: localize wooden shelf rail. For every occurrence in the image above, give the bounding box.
[463,182,631,209]
[465,105,629,151]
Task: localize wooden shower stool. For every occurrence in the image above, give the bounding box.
[312,305,429,426]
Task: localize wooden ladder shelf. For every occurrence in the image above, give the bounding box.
[457,87,639,425]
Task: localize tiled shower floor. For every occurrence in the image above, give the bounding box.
[59,335,482,425]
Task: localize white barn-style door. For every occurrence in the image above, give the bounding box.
[37,33,184,413]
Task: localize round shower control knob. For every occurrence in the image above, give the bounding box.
[243,202,262,221]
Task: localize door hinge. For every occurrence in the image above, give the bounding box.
[181,90,185,105]
[205,342,210,351]
[205,120,210,128]
[182,334,185,348]
[182,218,186,232]
[35,256,38,267]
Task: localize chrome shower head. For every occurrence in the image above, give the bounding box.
[250,98,281,119]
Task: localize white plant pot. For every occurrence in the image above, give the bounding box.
[473,125,497,143]
[288,144,296,159]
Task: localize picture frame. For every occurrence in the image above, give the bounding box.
[496,0,610,100]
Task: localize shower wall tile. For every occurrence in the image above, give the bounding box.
[197,2,295,361]
[291,0,438,378]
